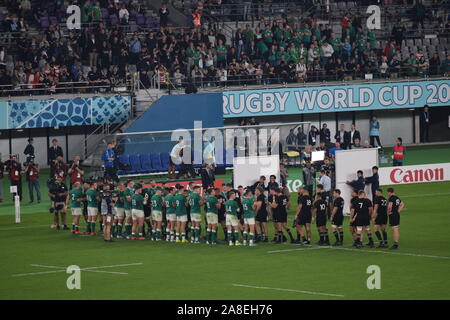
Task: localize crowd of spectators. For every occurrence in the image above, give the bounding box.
[0,0,449,95]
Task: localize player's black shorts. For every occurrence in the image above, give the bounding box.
[375,213,388,225]
[389,213,400,227]
[297,212,312,225]
[255,209,268,223]
[274,211,287,223]
[316,214,327,227]
[355,215,369,227]
[332,214,344,226]
[144,207,151,218]
[218,209,226,223]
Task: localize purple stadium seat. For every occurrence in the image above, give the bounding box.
[41,18,50,29]
[110,14,119,26]
[150,153,164,172]
[136,14,145,25]
[128,21,138,32]
[49,16,58,25]
[101,8,109,19]
[0,13,4,22]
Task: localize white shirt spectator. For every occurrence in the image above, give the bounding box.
[321,43,334,58]
[296,62,307,77]
[119,8,130,22]
[219,68,227,82]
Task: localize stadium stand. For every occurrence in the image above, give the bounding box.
[1,0,449,97]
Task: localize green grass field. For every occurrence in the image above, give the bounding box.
[1,145,450,300]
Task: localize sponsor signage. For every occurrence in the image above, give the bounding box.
[379,163,450,185]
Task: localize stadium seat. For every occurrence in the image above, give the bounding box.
[136,14,145,25]
[117,155,130,175]
[139,153,154,173]
[160,152,171,171]
[129,154,142,174]
[150,153,164,172]
[110,14,119,25]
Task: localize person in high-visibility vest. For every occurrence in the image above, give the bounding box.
[392,137,405,166]
[192,11,202,27]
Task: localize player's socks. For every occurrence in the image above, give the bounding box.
[212,230,217,243]
[333,231,339,242]
[375,231,382,242]
[286,229,294,242]
[296,232,301,241]
[382,230,388,244]
[243,231,247,242]
[249,233,254,244]
[367,233,374,244]
[176,232,180,241]
[91,222,95,233]
[234,231,239,243]
[71,224,75,231]
[206,228,211,242]
[319,232,324,243]
[117,223,122,236]
[227,231,232,243]
[324,232,329,244]
[339,231,344,243]
[181,233,186,241]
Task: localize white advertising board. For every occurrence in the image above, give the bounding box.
[379,163,450,185]
[233,155,280,189]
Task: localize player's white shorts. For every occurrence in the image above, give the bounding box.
[88,207,98,217]
[190,213,201,222]
[152,210,162,222]
[167,213,177,222]
[132,209,144,220]
[114,207,125,218]
[244,217,255,225]
[71,208,82,216]
[125,209,132,218]
[177,215,188,222]
[206,213,218,225]
[226,214,239,227]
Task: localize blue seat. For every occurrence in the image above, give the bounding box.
[150,153,164,172]
[139,153,154,173]
[129,154,142,174]
[160,152,171,171]
[117,155,130,175]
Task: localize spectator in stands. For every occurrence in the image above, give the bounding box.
[320,123,331,144]
[413,0,426,30]
[286,129,297,151]
[429,52,441,75]
[351,138,363,149]
[119,3,130,24]
[389,53,401,79]
[349,123,361,148]
[159,3,170,27]
[392,18,406,47]
[308,125,319,147]
[442,54,450,76]
[369,115,382,149]
[328,142,342,158]
[334,123,350,149]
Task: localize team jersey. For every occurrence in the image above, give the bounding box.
[112,189,124,208]
[276,194,289,215]
[255,194,267,214]
[189,193,202,214]
[174,193,187,215]
[375,196,388,215]
[123,188,134,210]
[69,188,83,208]
[299,195,312,215]
[354,198,373,218]
[388,195,401,214]
[131,193,144,210]
[314,199,328,217]
[205,195,218,214]
[165,194,176,214]
[142,188,152,208]
[86,189,98,208]
[151,194,163,211]
[333,197,344,216]
[350,196,359,210]
[242,197,255,219]
[225,199,239,216]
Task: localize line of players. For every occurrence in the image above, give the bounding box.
[66,178,404,249]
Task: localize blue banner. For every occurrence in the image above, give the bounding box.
[223,80,450,118]
[0,96,131,129]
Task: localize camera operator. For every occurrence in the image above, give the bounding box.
[48,175,69,230]
[5,155,23,202]
[51,156,68,182]
[24,138,35,163]
[68,155,84,188]
[25,159,41,204]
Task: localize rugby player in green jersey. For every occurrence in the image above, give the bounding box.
[131,184,145,240]
[174,186,188,243]
[112,183,125,238]
[85,182,99,235]
[205,188,220,245]
[188,186,203,243]
[123,180,135,237]
[151,188,164,241]
[164,187,177,242]
[242,190,257,246]
[67,182,84,235]
[225,191,242,246]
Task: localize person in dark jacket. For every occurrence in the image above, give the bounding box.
[365,166,379,200]
[420,105,431,143]
[346,170,365,192]
[200,163,215,190]
[24,138,35,163]
[308,125,319,146]
[349,123,361,148]
[320,123,331,144]
[48,139,64,167]
[334,123,351,149]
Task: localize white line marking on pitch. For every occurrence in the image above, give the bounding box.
[12,263,143,277]
[401,192,450,198]
[267,246,450,260]
[232,283,344,298]
[0,225,49,231]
